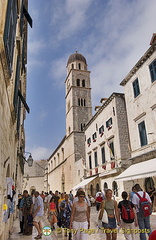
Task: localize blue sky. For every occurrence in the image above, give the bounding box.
[25,0,156,160]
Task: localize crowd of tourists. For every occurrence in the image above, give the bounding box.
[17,183,156,240]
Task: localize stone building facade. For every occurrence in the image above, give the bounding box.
[116,34,156,191]
[23,160,48,194]
[0,1,32,239]
[48,52,92,193]
[84,93,130,198]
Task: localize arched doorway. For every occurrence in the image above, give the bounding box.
[104,182,108,193]
[145,177,155,192]
[96,183,100,193]
[112,181,118,197]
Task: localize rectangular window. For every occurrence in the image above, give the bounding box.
[99,125,104,134]
[101,146,106,164]
[149,59,156,83]
[92,132,97,141]
[3,0,17,74]
[108,141,115,160]
[89,155,92,169]
[106,118,112,128]
[133,78,140,98]
[94,151,98,167]
[13,56,20,115]
[87,138,91,145]
[138,121,148,146]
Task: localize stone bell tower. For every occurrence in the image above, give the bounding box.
[65,52,92,161]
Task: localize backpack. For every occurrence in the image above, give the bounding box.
[135,192,151,217]
[121,201,135,223]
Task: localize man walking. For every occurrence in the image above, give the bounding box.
[23,190,33,235]
[33,191,44,239]
[132,184,152,240]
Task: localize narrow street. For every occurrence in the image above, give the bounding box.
[9,206,156,240]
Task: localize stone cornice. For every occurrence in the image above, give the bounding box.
[120,43,156,86]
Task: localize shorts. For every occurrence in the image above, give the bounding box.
[33,215,42,223]
[102,217,117,229]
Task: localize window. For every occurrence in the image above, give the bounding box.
[101,146,106,164]
[89,155,92,169]
[78,98,80,106]
[138,121,148,146]
[72,64,74,69]
[78,63,81,69]
[106,118,112,129]
[84,99,86,106]
[92,132,97,141]
[133,78,140,98]
[13,56,20,115]
[3,0,17,74]
[99,125,104,134]
[81,123,85,131]
[108,141,115,160]
[149,59,156,83]
[82,79,85,87]
[77,79,80,86]
[94,151,98,167]
[87,138,91,146]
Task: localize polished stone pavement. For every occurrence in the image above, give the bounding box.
[8,207,156,240]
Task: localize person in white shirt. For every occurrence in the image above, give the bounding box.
[132,184,152,240]
[33,191,44,239]
[47,191,53,203]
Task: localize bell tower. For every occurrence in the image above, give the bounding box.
[65,52,92,160]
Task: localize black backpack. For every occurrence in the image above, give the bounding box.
[121,201,135,223]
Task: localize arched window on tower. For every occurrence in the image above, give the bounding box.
[78,63,81,69]
[82,79,85,87]
[72,64,74,69]
[77,79,80,86]
[84,99,86,106]
[81,99,83,106]
[78,98,80,106]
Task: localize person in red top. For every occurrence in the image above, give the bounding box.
[149,230,156,240]
[48,197,57,229]
[96,192,103,211]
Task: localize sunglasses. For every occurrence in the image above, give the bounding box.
[79,195,85,198]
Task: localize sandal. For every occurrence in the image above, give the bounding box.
[34,234,42,239]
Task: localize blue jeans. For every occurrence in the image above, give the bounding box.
[137,212,151,240]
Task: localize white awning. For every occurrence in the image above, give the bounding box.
[115,158,156,181]
[72,176,97,191]
[99,169,118,177]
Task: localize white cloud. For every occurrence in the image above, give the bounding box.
[27,146,53,160]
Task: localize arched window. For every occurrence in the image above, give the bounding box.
[112,181,118,197]
[84,99,86,106]
[82,79,85,87]
[81,123,83,131]
[104,182,108,193]
[68,126,71,134]
[81,98,83,106]
[78,63,81,69]
[77,79,80,86]
[145,177,155,192]
[72,64,74,69]
[78,98,80,106]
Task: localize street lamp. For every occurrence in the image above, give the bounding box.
[24,152,33,167]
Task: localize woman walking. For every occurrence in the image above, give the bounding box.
[70,190,90,240]
[48,197,57,229]
[100,189,119,240]
[62,194,73,239]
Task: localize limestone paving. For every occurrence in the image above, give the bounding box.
[8,207,156,240]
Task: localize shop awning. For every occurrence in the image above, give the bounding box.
[115,158,156,181]
[72,176,97,191]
